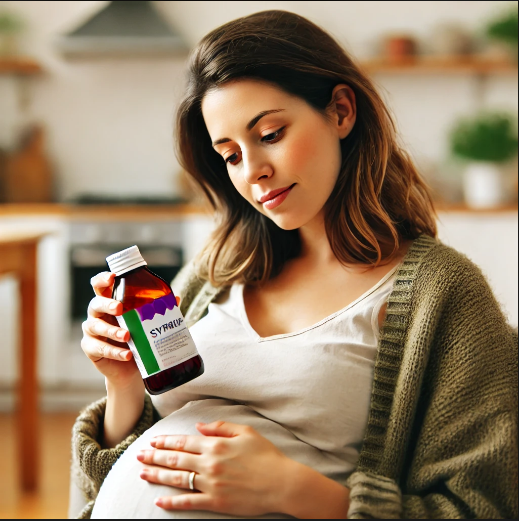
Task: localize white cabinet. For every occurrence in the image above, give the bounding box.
[437,211,518,327]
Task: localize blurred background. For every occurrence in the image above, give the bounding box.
[0,1,517,518]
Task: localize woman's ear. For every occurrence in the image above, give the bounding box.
[328,84,356,139]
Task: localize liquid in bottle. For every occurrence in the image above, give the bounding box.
[106,246,204,395]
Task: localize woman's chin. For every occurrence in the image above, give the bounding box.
[269,215,303,231]
[267,210,316,231]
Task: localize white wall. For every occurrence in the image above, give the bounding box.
[437,212,518,326]
[1,0,517,200]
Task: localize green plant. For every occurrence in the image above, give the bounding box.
[485,5,518,47]
[0,10,24,34]
[450,112,518,163]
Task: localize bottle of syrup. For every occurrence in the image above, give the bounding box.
[106,245,204,395]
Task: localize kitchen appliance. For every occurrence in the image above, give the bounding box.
[56,0,188,58]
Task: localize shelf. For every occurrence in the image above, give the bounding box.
[434,202,518,214]
[2,56,516,76]
[0,57,43,75]
[361,55,518,75]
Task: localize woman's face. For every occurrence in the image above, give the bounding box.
[201,80,355,231]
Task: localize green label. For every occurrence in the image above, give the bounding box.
[122,309,161,375]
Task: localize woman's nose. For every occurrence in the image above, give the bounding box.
[242,152,273,184]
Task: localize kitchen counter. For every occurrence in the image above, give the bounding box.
[0,202,212,220]
[0,201,517,218]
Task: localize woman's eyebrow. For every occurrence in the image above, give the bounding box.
[212,109,285,147]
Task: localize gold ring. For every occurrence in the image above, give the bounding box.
[188,471,197,491]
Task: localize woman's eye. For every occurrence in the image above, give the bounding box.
[225,152,241,165]
[223,127,285,166]
[261,126,286,143]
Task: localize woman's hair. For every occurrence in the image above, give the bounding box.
[176,10,437,287]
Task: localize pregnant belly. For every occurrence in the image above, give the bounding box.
[92,399,343,519]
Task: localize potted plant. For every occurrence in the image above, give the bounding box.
[0,9,24,56]
[449,112,518,208]
[484,4,518,60]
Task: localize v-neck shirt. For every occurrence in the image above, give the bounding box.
[152,263,401,473]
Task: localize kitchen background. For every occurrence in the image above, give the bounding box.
[0,1,517,518]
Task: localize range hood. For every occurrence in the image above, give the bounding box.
[56,1,188,57]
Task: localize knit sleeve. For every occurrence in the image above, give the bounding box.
[70,393,161,518]
[348,251,518,519]
[170,259,206,318]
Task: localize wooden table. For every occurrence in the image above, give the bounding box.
[0,230,48,491]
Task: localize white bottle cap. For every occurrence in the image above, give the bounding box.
[106,245,147,276]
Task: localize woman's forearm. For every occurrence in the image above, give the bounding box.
[103,377,145,448]
[280,459,350,519]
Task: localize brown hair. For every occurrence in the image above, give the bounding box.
[176,10,437,287]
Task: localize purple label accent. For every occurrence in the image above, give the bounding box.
[136,292,177,321]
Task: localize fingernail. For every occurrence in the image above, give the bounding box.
[140,470,148,479]
[136,452,144,462]
[155,498,163,507]
[109,302,118,311]
[117,329,126,340]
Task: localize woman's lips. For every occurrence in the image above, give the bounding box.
[261,184,295,210]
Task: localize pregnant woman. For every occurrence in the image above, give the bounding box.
[71,10,517,520]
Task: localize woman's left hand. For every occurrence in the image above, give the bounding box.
[137,421,294,517]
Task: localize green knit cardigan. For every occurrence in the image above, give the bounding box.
[71,234,518,519]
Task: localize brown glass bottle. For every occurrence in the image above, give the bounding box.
[111,265,204,395]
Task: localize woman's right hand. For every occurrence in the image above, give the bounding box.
[81,271,142,389]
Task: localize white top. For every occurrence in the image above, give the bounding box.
[92,264,400,519]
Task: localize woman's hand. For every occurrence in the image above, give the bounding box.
[81,271,182,448]
[81,271,181,388]
[80,271,140,389]
[137,421,296,517]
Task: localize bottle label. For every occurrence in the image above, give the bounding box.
[115,293,199,378]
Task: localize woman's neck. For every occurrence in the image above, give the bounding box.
[298,212,336,266]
